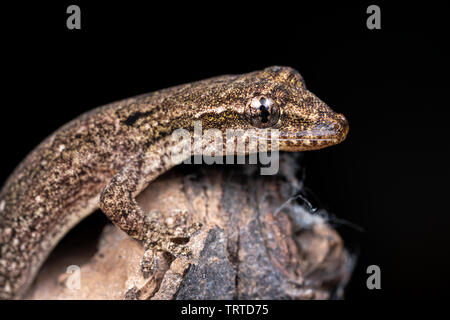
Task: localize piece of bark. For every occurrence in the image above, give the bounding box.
[25,153,353,300]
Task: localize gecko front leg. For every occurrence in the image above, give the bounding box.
[99,154,201,277]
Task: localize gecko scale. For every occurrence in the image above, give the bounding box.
[0,66,348,299]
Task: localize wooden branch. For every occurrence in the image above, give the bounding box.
[26,153,353,300]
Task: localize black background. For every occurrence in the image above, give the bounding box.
[2,1,449,299]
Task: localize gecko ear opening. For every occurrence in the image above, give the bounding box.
[245,95,280,128]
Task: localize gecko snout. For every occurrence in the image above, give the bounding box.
[333,113,349,143]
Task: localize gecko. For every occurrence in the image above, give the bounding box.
[0,66,348,299]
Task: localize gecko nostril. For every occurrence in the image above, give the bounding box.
[338,113,348,124]
[336,113,349,139]
[335,114,348,130]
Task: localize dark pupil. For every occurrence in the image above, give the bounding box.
[258,98,270,123]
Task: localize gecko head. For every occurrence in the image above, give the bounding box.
[237,66,349,152]
[194,66,348,152]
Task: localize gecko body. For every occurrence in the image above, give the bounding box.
[0,66,348,299]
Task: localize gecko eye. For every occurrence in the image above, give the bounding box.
[245,96,280,128]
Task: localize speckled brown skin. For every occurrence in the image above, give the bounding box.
[0,66,348,299]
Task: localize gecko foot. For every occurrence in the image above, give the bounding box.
[140,209,202,277]
[140,249,171,278]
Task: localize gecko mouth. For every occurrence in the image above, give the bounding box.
[249,113,349,151]
[249,136,344,151]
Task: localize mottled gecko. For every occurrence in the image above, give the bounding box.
[0,66,348,299]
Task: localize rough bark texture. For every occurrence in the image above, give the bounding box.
[25,153,353,300]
